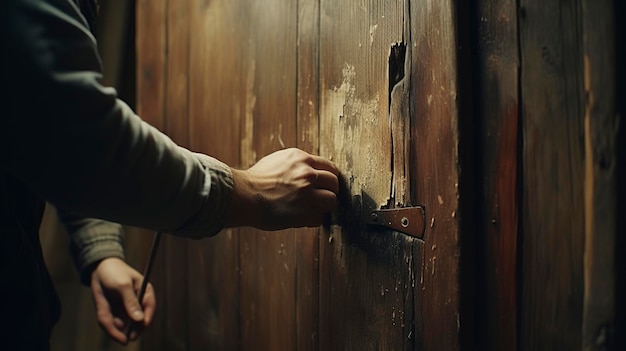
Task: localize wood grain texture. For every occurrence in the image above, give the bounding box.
[615,3,626,349]
[581,0,618,349]
[162,0,190,349]
[473,0,520,349]
[187,1,243,349]
[132,1,625,350]
[296,0,321,349]
[318,1,421,350]
[409,0,463,350]
[519,0,585,349]
[131,0,169,349]
[236,1,299,350]
[135,0,166,132]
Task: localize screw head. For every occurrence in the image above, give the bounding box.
[370,212,378,222]
[401,217,409,227]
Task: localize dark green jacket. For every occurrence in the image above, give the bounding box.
[1,0,234,348]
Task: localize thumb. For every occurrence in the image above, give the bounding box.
[121,286,144,322]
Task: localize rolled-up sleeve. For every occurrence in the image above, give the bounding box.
[1,0,233,238]
[56,209,126,285]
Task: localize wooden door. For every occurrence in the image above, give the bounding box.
[135,0,466,350]
[317,1,466,350]
[134,0,623,350]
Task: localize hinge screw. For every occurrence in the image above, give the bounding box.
[401,217,409,227]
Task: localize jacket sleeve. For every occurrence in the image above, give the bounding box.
[56,208,126,286]
[1,0,233,239]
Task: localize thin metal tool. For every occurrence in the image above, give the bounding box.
[124,231,163,341]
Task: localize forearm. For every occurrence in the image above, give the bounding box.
[1,0,233,238]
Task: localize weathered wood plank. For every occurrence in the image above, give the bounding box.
[409,0,463,350]
[134,0,167,349]
[296,0,321,349]
[187,1,243,349]
[135,0,166,132]
[318,1,417,350]
[518,0,585,349]
[162,0,190,349]
[581,0,618,350]
[473,0,520,349]
[237,1,299,350]
[615,3,626,349]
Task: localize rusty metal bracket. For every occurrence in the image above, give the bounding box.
[367,206,425,239]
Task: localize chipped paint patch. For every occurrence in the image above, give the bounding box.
[369,24,378,45]
[241,59,257,167]
[269,123,286,148]
[323,63,385,200]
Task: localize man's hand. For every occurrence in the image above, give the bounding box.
[226,148,340,230]
[90,257,156,344]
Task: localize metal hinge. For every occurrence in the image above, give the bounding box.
[366,206,426,239]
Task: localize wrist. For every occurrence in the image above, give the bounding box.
[225,168,261,228]
[88,257,123,284]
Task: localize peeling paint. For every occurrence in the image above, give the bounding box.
[323,62,384,200]
[241,59,257,167]
[369,24,378,45]
[388,42,409,206]
[277,123,286,148]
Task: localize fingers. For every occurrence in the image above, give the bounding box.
[92,283,128,344]
[113,317,125,330]
[306,154,339,215]
[313,169,339,194]
[90,258,157,345]
[140,283,156,326]
[311,188,338,212]
[122,279,145,323]
[119,284,154,344]
[309,154,339,175]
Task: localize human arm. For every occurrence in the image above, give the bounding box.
[225,148,339,230]
[56,147,340,345]
[1,0,338,236]
[57,210,155,344]
[1,0,232,238]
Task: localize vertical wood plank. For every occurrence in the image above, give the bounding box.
[296,0,321,350]
[318,1,417,350]
[408,0,465,350]
[581,0,618,349]
[162,0,190,349]
[187,1,243,349]
[237,1,299,350]
[473,0,520,349]
[519,0,585,349]
[615,3,626,349]
[135,0,167,132]
[135,0,167,349]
